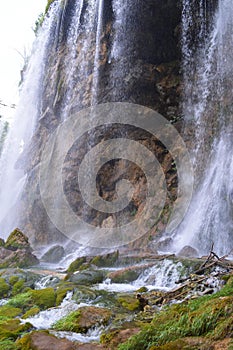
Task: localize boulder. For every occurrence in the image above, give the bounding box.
[177,245,199,258]
[5,228,31,251]
[54,306,112,333]
[41,245,65,263]
[66,269,105,285]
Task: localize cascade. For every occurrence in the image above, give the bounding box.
[0,3,60,239]
[171,0,233,256]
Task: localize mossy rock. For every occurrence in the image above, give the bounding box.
[8,276,19,286]
[117,294,140,311]
[0,319,32,341]
[66,269,105,285]
[72,286,98,303]
[67,256,88,273]
[12,280,26,296]
[0,239,5,248]
[90,250,119,267]
[108,269,140,283]
[55,285,74,306]
[0,278,10,298]
[53,306,112,333]
[8,288,56,312]
[136,287,148,293]
[22,307,40,319]
[0,305,22,320]
[29,288,56,310]
[0,269,42,290]
[5,228,31,251]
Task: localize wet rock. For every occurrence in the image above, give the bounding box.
[107,264,153,283]
[177,245,199,258]
[66,269,105,285]
[41,245,65,263]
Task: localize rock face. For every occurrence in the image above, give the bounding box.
[14,0,183,249]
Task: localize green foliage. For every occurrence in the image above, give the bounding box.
[45,0,56,14]
[7,292,32,311]
[117,279,233,350]
[0,339,19,350]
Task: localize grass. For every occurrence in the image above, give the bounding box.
[118,277,233,350]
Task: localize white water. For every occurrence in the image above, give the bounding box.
[97,259,184,292]
[21,290,102,343]
[0,2,60,238]
[172,0,233,256]
[21,291,94,330]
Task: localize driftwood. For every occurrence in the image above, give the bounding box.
[149,246,233,307]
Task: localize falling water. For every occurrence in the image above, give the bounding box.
[0,2,60,238]
[172,0,233,256]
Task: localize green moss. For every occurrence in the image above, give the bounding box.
[117,280,233,350]
[56,286,73,306]
[100,330,119,344]
[0,319,31,341]
[117,295,140,312]
[53,306,111,333]
[136,287,148,293]
[45,0,56,14]
[30,288,56,310]
[8,276,19,286]
[0,339,19,350]
[22,307,40,319]
[7,291,32,311]
[7,287,55,312]
[0,278,10,298]
[90,251,119,267]
[16,332,32,350]
[5,228,29,251]
[228,339,233,350]
[12,280,26,296]
[0,305,22,320]
[67,256,87,273]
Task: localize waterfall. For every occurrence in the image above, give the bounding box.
[0,2,60,239]
[172,0,233,256]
